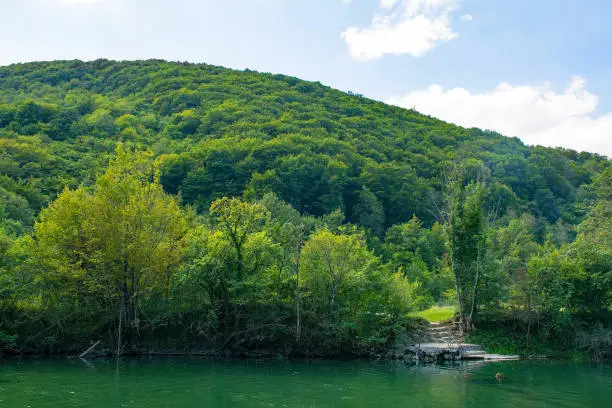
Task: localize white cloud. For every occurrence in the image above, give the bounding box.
[460,13,472,21]
[387,77,612,156]
[341,0,460,60]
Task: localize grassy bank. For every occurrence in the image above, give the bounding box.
[409,306,455,323]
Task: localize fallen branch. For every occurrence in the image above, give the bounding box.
[79,340,101,358]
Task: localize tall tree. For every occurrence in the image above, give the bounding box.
[565,167,611,313]
[300,228,375,316]
[31,146,192,348]
[442,164,487,333]
[209,197,270,279]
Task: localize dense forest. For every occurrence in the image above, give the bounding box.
[0,60,609,359]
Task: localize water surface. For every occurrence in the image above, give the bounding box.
[0,358,609,407]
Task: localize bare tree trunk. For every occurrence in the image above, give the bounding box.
[116,301,123,357]
[451,258,465,334]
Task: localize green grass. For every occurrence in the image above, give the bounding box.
[409,306,455,322]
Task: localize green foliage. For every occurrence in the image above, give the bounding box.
[446,172,488,332]
[16,146,192,347]
[0,60,609,358]
[0,60,606,237]
[0,329,16,354]
[565,167,612,313]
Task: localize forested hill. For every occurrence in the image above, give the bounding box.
[0,60,608,234]
[0,60,610,359]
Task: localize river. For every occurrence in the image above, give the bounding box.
[0,358,610,407]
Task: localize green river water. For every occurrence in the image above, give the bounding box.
[0,358,610,407]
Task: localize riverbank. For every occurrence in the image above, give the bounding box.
[2,309,609,362]
[1,334,601,363]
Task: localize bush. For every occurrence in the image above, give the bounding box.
[0,329,16,355]
[576,325,612,361]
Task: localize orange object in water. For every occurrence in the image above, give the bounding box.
[495,372,504,381]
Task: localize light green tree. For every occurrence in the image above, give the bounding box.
[31,146,192,347]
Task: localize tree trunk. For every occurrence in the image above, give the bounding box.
[116,300,123,357]
[451,258,465,334]
[295,263,301,345]
[463,315,473,334]
[236,246,243,279]
[295,230,303,344]
[526,292,532,350]
[330,283,336,315]
[466,247,482,335]
[296,298,301,344]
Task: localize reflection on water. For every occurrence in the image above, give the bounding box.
[0,358,610,407]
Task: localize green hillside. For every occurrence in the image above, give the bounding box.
[1,60,608,228]
[0,60,609,358]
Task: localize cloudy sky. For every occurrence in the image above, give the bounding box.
[2,0,611,156]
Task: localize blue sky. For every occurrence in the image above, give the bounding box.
[1,0,611,156]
